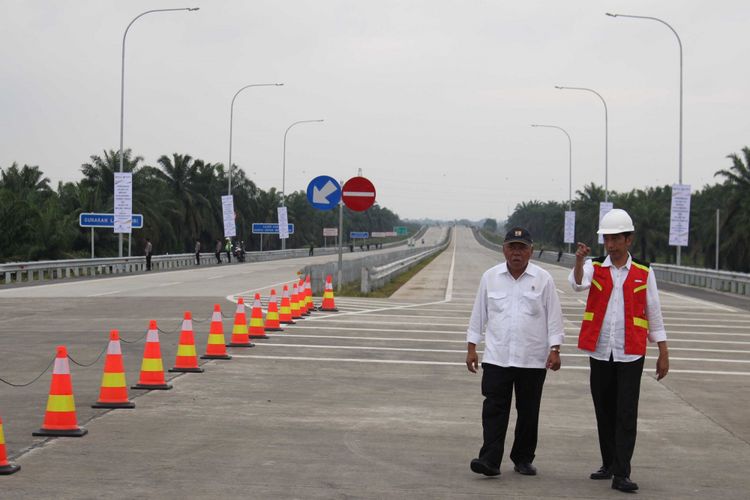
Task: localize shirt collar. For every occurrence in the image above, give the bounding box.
[601,253,632,270]
[498,262,537,277]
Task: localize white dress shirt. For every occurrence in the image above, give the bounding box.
[467,262,565,369]
[568,254,668,362]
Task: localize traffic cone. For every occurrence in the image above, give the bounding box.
[0,416,20,475]
[201,304,232,360]
[299,279,310,316]
[227,297,254,347]
[279,285,295,325]
[248,293,268,340]
[92,330,135,409]
[305,275,316,312]
[264,289,284,332]
[131,320,173,390]
[170,311,204,373]
[290,283,303,320]
[33,345,88,437]
[320,275,339,312]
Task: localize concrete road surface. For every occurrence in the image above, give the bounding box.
[1,225,748,499]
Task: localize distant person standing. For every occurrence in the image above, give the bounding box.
[215,239,222,264]
[195,240,201,265]
[225,238,232,263]
[309,242,314,256]
[144,238,153,271]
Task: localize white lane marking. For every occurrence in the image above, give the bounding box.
[658,290,738,312]
[556,288,567,295]
[278,325,461,334]
[226,354,750,375]
[207,275,225,280]
[309,318,468,327]
[157,281,182,287]
[87,290,121,297]
[445,232,457,302]
[226,279,299,302]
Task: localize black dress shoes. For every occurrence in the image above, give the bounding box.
[513,462,537,476]
[612,476,639,492]
[470,458,500,477]
[590,466,613,480]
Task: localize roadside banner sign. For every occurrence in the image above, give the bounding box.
[277,206,289,239]
[114,172,132,234]
[394,226,408,235]
[564,211,575,244]
[669,184,691,247]
[252,223,295,234]
[371,231,396,237]
[306,175,341,210]
[342,176,376,212]
[598,202,613,245]
[350,231,369,239]
[221,195,237,238]
[80,213,143,229]
[323,227,338,237]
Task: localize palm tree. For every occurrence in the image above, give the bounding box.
[714,147,750,271]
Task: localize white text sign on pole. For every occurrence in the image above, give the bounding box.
[221,195,237,238]
[277,206,289,239]
[323,227,338,237]
[669,184,691,247]
[114,172,132,234]
[598,202,613,244]
[564,211,576,244]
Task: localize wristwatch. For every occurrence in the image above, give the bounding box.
[550,347,560,353]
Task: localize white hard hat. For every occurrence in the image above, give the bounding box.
[597,208,634,235]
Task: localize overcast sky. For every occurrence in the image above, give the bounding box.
[1,0,748,221]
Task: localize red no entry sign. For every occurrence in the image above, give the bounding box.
[342,176,376,211]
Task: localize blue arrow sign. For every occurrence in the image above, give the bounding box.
[79,213,143,228]
[252,223,295,234]
[306,175,341,211]
[350,231,369,239]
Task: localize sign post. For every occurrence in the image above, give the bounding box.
[80,213,144,259]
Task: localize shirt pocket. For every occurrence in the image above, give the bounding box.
[521,291,542,316]
[487,291,508,314]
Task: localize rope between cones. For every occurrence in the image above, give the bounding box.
[0,355,56,387]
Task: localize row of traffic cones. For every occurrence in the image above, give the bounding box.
[0,274,338,475]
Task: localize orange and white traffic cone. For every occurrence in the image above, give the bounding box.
[33,345,88,437]
[304,275,316,312]
[264,289,284,332]
[227,297,254,347]
[201,304,232,360]
[320,275,338,312]
[298,279,310,316]
[248,293,268,340]
[290,283,303,320]
[279,285,295,325]
[170,311,204,373]
[92,330,135,409]
[0,416,20,475]
[131,321,173,390]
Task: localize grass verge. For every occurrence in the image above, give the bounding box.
[336,250,444,298]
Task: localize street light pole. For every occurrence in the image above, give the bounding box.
[227,83,284,195]
[118,7,199,257]
[280,119,324,250]
[531,124,573,252]
[555,85,609,202]
[606,12,684,265]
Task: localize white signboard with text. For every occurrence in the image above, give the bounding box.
[598,202,613,244]
[669,184,691,247]
[277,206,289,239]
[114,172,132,234]
[564,210,576,244]
[323,227,338,237]
[221,195,236,238]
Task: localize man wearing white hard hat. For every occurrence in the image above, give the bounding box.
[569,208,669,493]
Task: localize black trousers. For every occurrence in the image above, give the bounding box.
[478,363,547,468]
[195,252,200,265]
[145,253,152,271]
[589,355,644,478]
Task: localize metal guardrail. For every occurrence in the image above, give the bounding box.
[360,227,452,292]
[473,227,750,298]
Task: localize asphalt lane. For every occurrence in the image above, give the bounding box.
[1,226,749,499]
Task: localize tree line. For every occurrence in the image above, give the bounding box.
[0,150,414,262]
[486,147,750,272]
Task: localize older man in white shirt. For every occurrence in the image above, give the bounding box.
[467,227,564,478]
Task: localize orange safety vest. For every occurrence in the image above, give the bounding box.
[578,256,650,356]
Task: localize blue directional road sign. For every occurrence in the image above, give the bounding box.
[79,213,143,228]
[306,175,341,210]
[350,231,369,239]
[252,223,295,234]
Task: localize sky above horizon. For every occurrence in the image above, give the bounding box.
[1,0,748,221]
